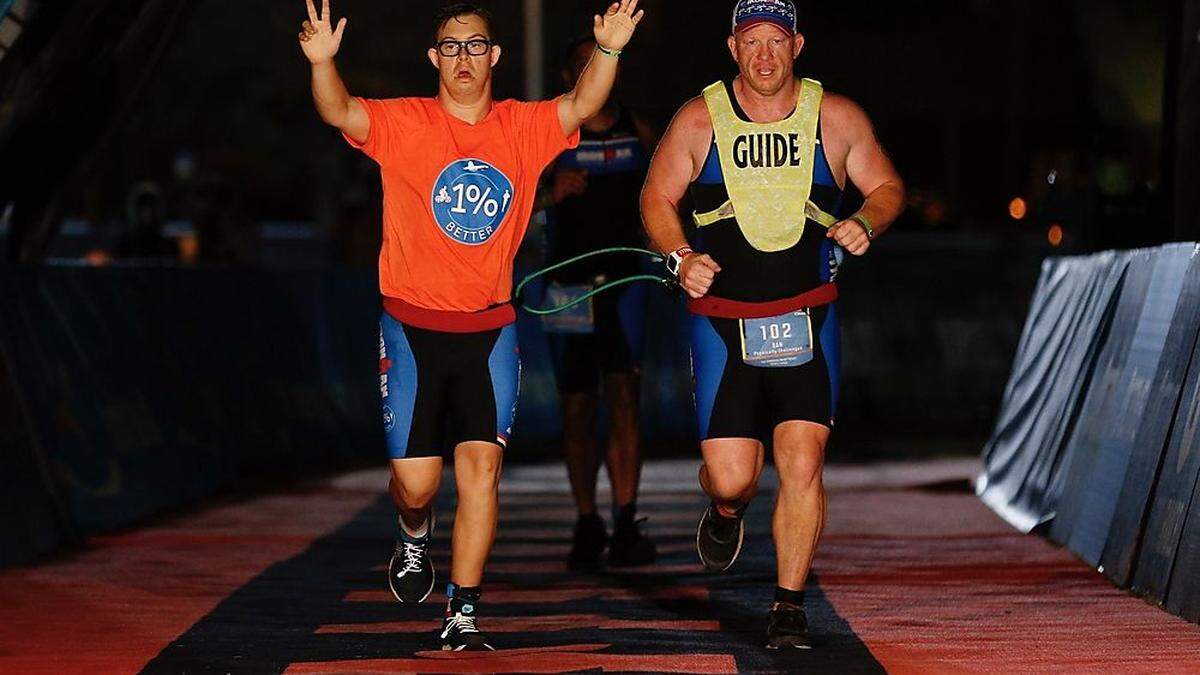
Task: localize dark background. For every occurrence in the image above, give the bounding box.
[0,0,1182,260]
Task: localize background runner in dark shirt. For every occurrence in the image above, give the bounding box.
[542,35,659,570]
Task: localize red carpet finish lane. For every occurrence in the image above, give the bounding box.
[2,459,1200,673]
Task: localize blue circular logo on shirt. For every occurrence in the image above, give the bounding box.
[431,158,515,246]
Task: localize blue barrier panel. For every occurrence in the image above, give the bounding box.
[978,252,1131,532]
[1166,443,1200,622]
[1050,245,1197,567]
[1104,248,1200,589]
[1131,256,1200,600]
[0,342,75,566]
[979,243,1200,623]
[0,266,383,534]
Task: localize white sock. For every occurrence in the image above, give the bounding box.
[400,514,429,539]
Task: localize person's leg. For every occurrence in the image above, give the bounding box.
[699,438,765,513]
[380,314,445,604]
[390,458,443,532]
[449,442,504,587]
[446,325,518,585]
[690,313,766,570]
[563,387,610,570]
[604,369,659,566]
[387,458,443,604]
[770,421,829,592]
[441,439,503,652]
[764,420,829,650]
[758,305,837,649]
[562,391,601,515]
[551,329,609,569]
[437,323,517,652]
[602,371,641,512]
[695,437,764,570]
[764,305,835,592]
[606,283,648,515]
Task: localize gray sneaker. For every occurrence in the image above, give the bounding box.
[696,501,746,571]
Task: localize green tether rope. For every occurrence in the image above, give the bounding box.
[515,247,676,316]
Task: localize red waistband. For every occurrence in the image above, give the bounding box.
[382,297,516,334]
[687,283,838,319]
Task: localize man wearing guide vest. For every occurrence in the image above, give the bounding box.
[300,0,644,651]
[641,0,904,649]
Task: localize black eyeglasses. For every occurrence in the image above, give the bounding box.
[435,39,493,57]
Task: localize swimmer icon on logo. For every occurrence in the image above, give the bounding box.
[431,158,514,245]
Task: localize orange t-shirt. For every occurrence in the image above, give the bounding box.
[345,96,579,311]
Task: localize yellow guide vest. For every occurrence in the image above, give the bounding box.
[693,78,838,253]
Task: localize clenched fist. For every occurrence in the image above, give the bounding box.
[679,253,722,299]
[826,219,871,256]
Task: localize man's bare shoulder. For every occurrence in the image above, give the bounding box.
[669,95,713,135]
[819,91,871,130]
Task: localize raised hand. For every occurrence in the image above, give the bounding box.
[593,0,645,53]
[299,0,348,65]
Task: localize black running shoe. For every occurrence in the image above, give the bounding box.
[609,516,658,567]
[766,602,813,649]
[388,511,435,604]
[567,514,608,571]
[696,501,746,571]
[441,611,495,651]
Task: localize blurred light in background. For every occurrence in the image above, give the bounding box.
[173,149,195,181]
[1009,197,1028,221]
[1048,224,1065,247]
[84,249,113,266]
[179,234,199,264]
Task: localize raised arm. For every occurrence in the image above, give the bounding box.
[299,0,368,143]
[641,98,722,298]
[557,1,645,137]
[823,94,906,256]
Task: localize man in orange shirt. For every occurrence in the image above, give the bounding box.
[299,0,644,651]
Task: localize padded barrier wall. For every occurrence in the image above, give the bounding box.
[979,243,1200,623]
[0,266,385,562]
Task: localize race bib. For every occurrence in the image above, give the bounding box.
[740,310,813,368]
[541,283,595,334]
[431,158,514,246]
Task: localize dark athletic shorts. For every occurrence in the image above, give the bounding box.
[379,312,519,460]
[547,283,647,394]
[689,303,841,443]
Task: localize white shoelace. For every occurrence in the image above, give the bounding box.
[442,612,480,637]
[397,541,425,576]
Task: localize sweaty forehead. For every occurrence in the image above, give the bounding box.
[437,14,491,41]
